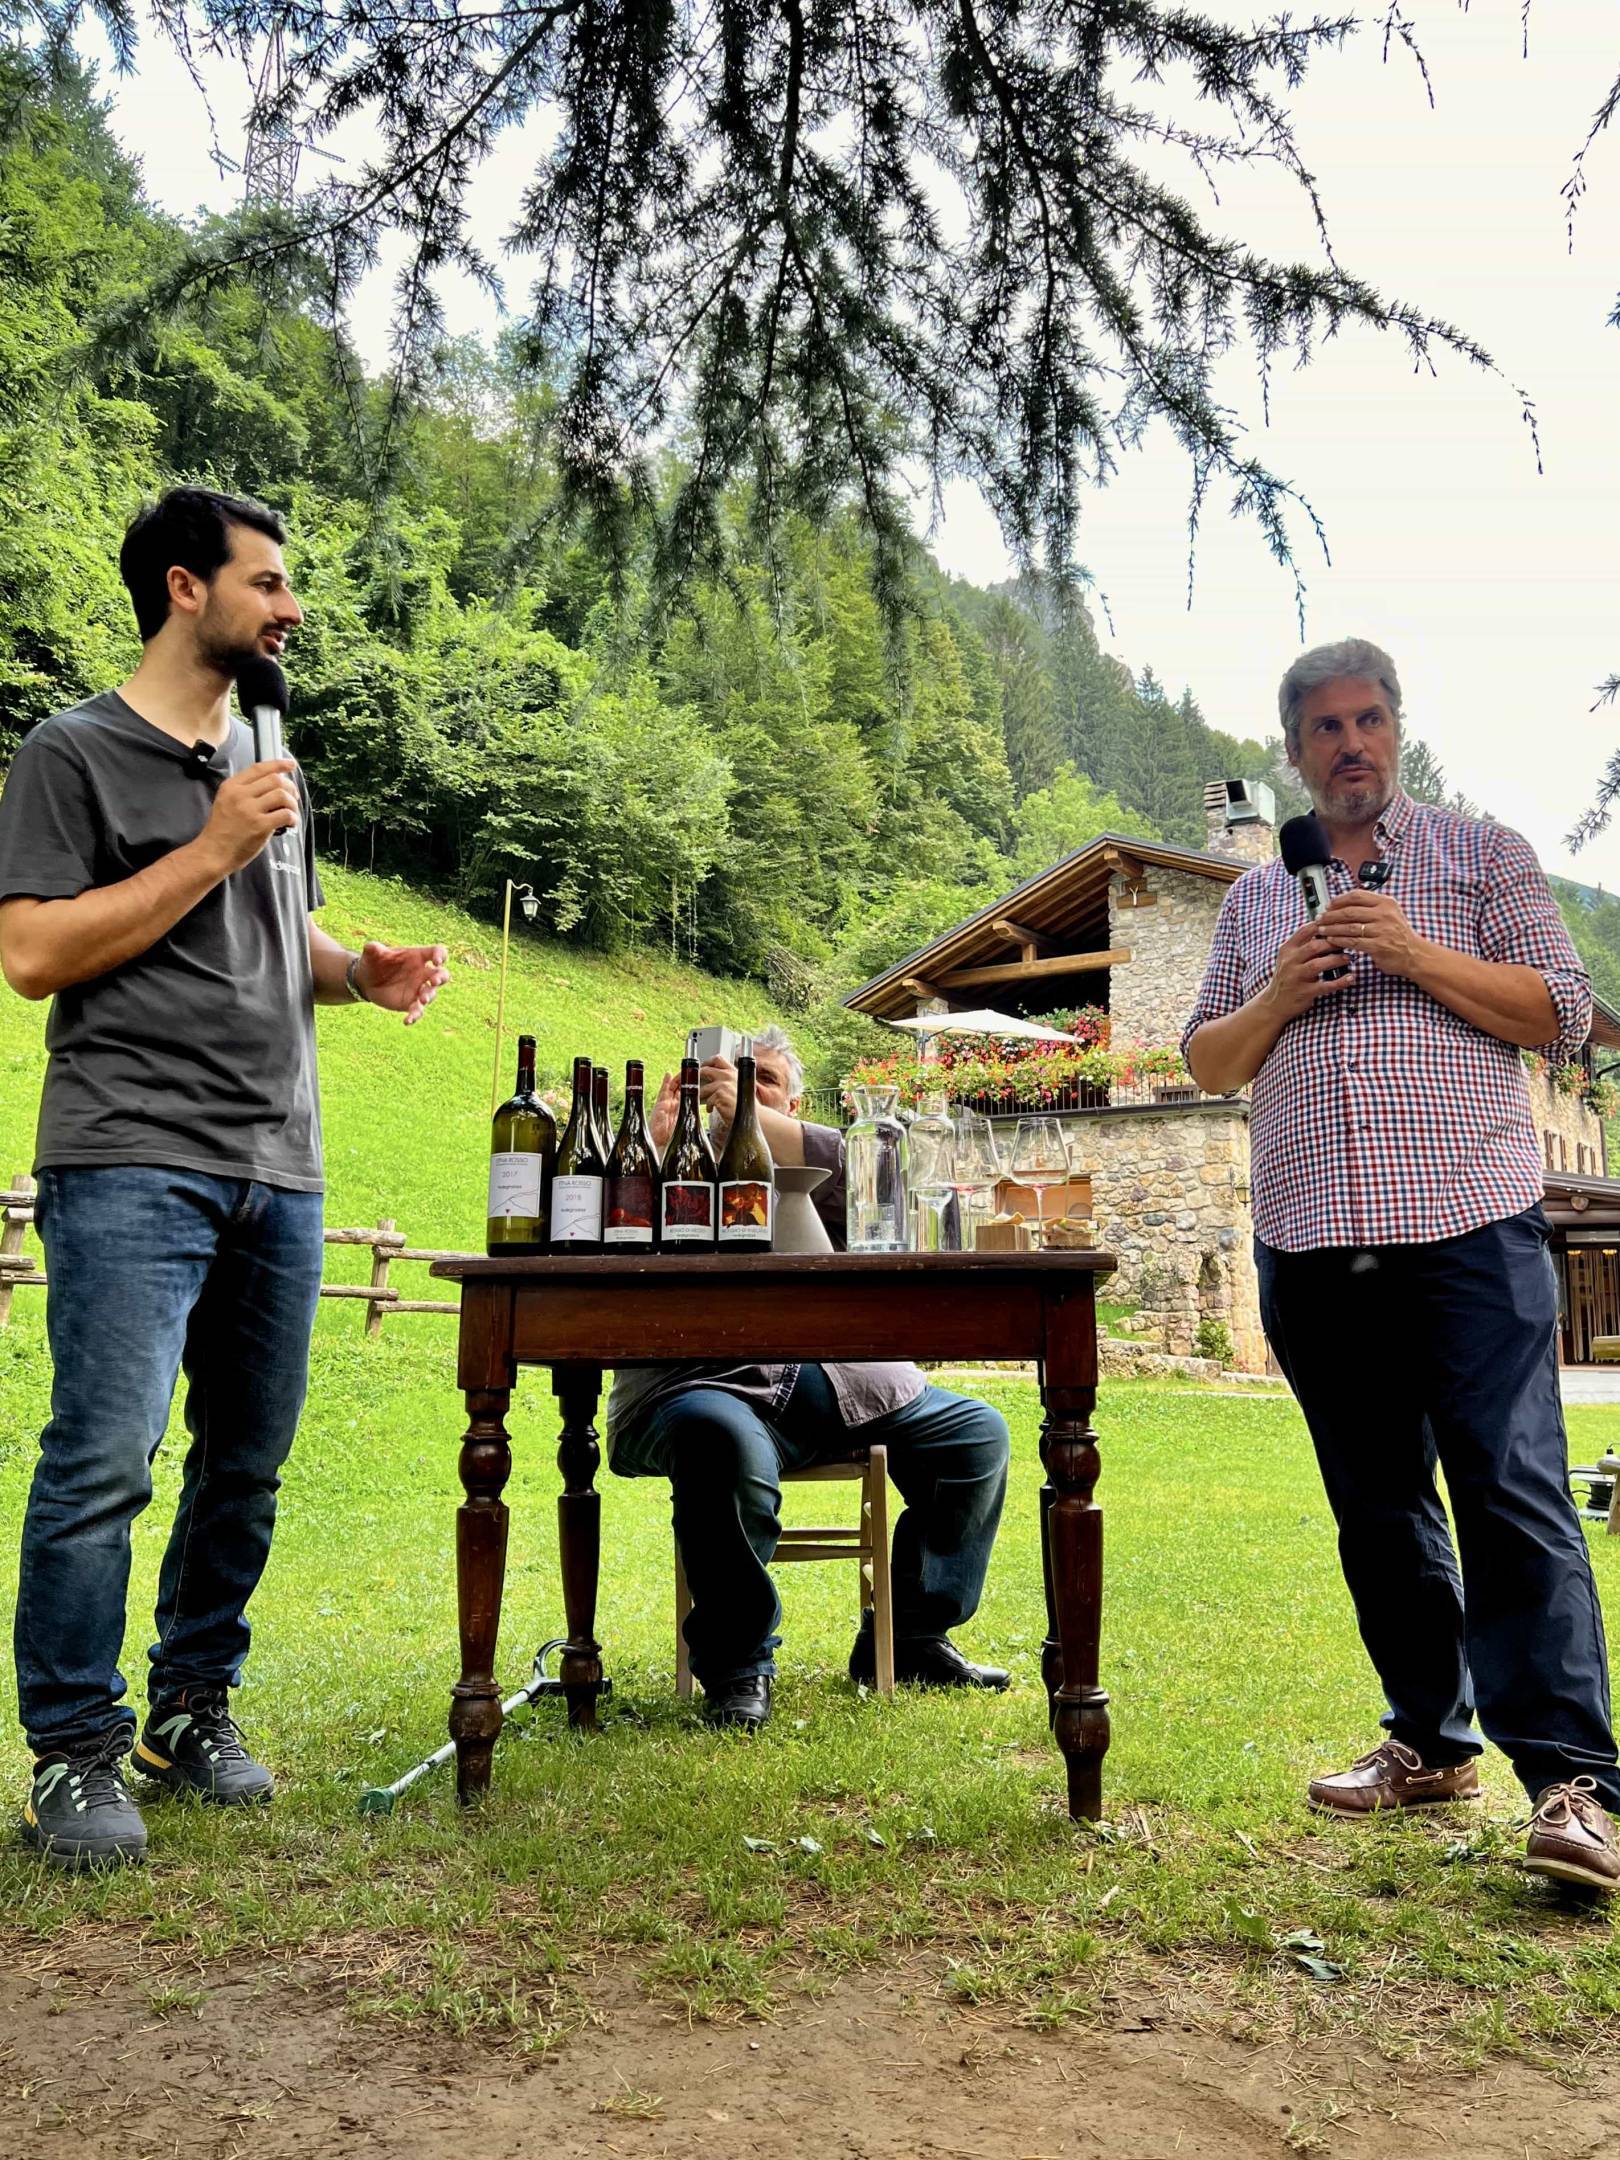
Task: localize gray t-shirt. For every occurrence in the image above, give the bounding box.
[0,690,326,1192]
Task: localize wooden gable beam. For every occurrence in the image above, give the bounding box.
[1102,846,1157,906]
[990,917,1058,961]
[937,948,1132,991]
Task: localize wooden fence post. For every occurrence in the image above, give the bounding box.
[365,1218,396,1339]
[0,1171,36,1329]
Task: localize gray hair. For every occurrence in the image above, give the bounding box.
[748,1024,804,1100]
[1278,638,1403,752]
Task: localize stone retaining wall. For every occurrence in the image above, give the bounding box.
[1047,1101,1267,1373]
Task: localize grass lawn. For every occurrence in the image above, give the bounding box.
[1,1297,1618,2067]
[3,864,1620,2076]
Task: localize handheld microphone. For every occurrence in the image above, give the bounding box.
[235,654,295,865]
[1278,813,1351,982]
[235,654,289,767]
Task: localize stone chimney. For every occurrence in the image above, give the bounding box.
[1203,779,1276,866]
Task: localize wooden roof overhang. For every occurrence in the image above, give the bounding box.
[844,834,1247,1021]
[1545,1166,1620,1232]
[1591,996,1620,1054]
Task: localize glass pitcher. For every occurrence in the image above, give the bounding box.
[907,1091,961,1251]
[846,1085,909,1252]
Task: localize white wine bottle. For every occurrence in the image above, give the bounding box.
[591,1064,613,1162]
[550,1056,606,1254]
[486,1035,554,1256]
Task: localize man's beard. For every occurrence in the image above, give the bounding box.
[198,627,272,681]
[1313,765,1397,829]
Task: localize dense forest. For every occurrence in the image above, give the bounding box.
[4,50,1620,1067]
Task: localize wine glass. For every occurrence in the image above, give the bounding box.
[1010,1116,1071,1247]
[950,1112,1003,1247]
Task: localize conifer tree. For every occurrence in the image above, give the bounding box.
[62,0,1511,610]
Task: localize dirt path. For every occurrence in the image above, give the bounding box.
[4,1944,1619,2159]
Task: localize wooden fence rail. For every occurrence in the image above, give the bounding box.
[0,1171,469,1335]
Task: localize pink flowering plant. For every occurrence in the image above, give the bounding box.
[1519,1050,1620,1124]
[1031,1005,1111,1049]
[845,1024,1192,1114]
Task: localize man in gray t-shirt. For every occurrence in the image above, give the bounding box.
[0,487,449,1871]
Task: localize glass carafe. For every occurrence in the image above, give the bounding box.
[907,1091,961,1251]
[846,1085,909,1252]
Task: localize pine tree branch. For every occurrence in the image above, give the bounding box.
[75,0,1544,621]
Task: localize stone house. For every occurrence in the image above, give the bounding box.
[846,783,1620,1372]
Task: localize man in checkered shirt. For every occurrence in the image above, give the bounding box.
[1184,636,1620,1896]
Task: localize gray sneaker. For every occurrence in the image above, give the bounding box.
[22,1737,147,1870]
[134,1689,274,1805]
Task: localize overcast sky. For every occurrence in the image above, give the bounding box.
[90,5,1620,885]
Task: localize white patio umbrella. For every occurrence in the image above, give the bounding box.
[888,1008,1083,1044]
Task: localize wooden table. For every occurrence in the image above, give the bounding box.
[430,1251,1116,1818]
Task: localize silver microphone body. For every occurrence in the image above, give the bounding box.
[1295,863,1351,982]
[250,704,296,862]
[252,706,284,764]
[1297,861,1332,923]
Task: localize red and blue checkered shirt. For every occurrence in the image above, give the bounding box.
[1182,790,1592,1252]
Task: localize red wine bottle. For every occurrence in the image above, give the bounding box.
[604,1060,659,1250]
[550,1056,606,1253]
[659,1055,718,1252]
[716,1036,775,1249]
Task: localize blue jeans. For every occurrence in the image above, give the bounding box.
[1257,1206,1620,1808]
[611,1365,1010,1688]
[16,1167,324,1756]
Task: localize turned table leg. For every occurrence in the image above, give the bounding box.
[451,1387,513,1804]
[554,1364,605,1729]
[1040,1388,1109,1819]
[1038,1479,1064,1720]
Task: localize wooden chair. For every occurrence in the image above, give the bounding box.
[675,1444,895,1698]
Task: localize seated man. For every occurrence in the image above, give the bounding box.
[607,1025,1012,1730]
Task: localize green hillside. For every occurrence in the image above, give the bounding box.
[0,862,823,1259]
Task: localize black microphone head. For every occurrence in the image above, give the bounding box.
[235,655,288,717]
[1278,812,1332,875]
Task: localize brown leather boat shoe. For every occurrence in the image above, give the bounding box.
[1308,1739,1481,1818]
[1524,1779,1620,1894]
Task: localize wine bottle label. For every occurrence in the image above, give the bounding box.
[661,1179,716,1243]
[604,1175,655,1246]
[487,1152,543,1219]
[551,1174,604,1242]
[718,1179,773,1244]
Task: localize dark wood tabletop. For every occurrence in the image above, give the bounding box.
[431,1249,1115,1818]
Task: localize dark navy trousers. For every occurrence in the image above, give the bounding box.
[611,1364,1010,1689]
[1257,1206,1620,1808]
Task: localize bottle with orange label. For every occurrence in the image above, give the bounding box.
[659,1053,719,1251]
[714,1035,775,1249]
